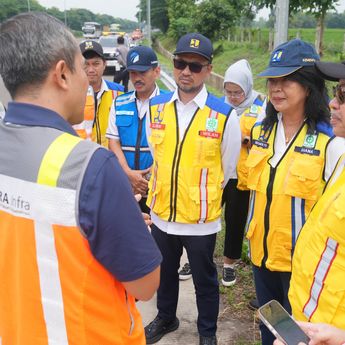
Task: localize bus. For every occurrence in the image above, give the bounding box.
[82,22,102,39]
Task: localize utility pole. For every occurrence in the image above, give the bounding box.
[27,0,30,11]
[274,0,289,48]
[64,0,67,26]
[147,0,151,46]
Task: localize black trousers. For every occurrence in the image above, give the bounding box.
[113,67,129,92]
[222,179,250,259]
[151,224,219,337]
[253,265,292,345]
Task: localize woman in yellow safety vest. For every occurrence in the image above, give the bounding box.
[221,59,266,288]
[245,39,344,345]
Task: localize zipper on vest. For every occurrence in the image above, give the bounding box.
[134,118,143,170]
[168,104,180,222]
[262,166,276,267]
[169,106,199,222]
[94,111,101,145]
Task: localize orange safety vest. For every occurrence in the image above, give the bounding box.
[74,84,122,147]
[0,127,145,345]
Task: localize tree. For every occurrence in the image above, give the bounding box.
[167,0,196,39]
[137,0,169,33]
[253,0,340,55]
[194,0,236,40]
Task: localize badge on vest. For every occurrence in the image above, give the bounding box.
[205,118,218,132]
[199,130,221,139]
[150,122,166,130]
[303,134,317,148]
[252,139,269,149]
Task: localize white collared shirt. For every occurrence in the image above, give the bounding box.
[269,113,345,181]
[146,85,241,235]
[106,85,159,140]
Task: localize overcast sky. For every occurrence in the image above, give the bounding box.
[37,0,345,22]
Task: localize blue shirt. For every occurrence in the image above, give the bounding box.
[4,102,162,282]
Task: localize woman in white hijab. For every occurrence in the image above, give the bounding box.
[221,59,266,288]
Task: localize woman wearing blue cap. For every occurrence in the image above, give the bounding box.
[244,39,345,345]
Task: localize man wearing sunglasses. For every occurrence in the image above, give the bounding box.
[144,33,241,345]
[288,60,345,328]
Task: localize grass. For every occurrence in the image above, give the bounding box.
[157,28,345,95]
[214,209,260,345]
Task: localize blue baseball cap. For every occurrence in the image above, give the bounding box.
[315,60,345,82]
[126,46,158,72]
[258,39,320,78]
[174,33,213,62]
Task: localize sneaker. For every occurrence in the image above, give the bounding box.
[248,298,259,310]
[221,266,236,287]
[179,262,192,280]
[199,335,217,345]
[145,315,179,344]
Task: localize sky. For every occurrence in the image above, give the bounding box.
[37,0,345,22]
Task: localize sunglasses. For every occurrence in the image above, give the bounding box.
[173,59,209,73]
[333,84,345,104]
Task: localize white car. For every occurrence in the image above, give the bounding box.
[98,35,129,74]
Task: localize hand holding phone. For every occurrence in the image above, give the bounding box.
[258,300,310,345]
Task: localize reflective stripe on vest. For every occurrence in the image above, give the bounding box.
[147,94,227,223]
[115,91,153,170]
[245,122,331,271]
[303,237,338,320]
[289,153,345,328]
[36,133,81,343]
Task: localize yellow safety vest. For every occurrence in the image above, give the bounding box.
[245,121,332,271]
[147,94,228,224]
[289,153,345,328]
[237,95,266,190]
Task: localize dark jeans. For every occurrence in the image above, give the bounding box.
[222,179,250,259]
[151,224,219,337]
[113,67,129,92]
[252,265,292,345]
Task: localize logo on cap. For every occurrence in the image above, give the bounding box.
[190,39,200,48]
[130,52,140,64]
[272,51,283,62]
[85,41,94,50]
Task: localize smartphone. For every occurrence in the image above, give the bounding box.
[258,300,310,345]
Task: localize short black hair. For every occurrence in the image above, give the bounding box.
[117,36,124,44]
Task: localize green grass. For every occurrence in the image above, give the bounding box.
[157,28,345,95]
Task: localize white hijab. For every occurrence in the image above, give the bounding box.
[223,59,259,116]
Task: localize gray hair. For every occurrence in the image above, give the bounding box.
[0,12,79,98]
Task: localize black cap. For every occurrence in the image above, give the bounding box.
[258,39,319,78]
[126,46,158,72]
[174,33,213,62]
[80,40,104,59]
[315,60,345,82]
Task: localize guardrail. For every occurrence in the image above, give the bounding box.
[160,69,176,91]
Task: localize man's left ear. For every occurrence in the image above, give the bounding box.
[54,60,69,90]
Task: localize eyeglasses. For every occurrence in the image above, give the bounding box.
[224,89,245,99]
[333,84,345,104]
[173,59,209,73]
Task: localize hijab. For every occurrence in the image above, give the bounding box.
[223,59,259,116]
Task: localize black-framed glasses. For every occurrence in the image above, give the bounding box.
[333,84,345,104]
[173,59,209,73]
